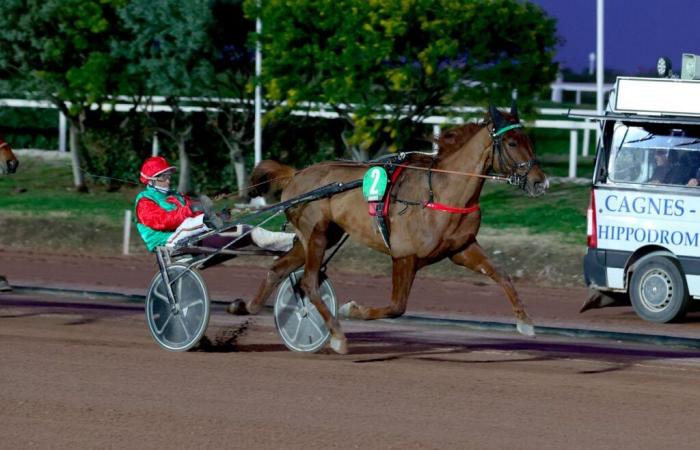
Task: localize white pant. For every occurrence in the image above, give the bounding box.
[166,216,295,252]
[166,216,209,248]
[251,227,296,252]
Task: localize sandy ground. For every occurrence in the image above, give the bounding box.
[2,292,700,450]
[2,248,700,338]
[2,249,700,448]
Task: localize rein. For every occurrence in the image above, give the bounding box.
[321,122,537,215]
[324,160,510,182]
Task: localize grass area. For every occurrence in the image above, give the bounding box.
[0,158,136,222]
[538,155,595,179]
[0,157,589,285]
[1,157,589,241]
[480,181,589,240]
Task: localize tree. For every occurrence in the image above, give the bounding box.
[0,0,129,191]
[116,0,214,193]
[245,0,558,160]
[204,0,256,197]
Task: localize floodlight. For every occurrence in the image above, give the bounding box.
[681,53,700,80]
[657,56,672,78]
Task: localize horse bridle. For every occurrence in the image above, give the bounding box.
[490,122,538,189]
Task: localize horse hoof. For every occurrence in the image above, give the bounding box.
[226,299,249,316]
[516,320,536,337]
[329,336,348,354]
[339,301,358,319]
[0,276,11,292]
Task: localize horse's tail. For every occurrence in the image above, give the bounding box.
[248,160,296,197]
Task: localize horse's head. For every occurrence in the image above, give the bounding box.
[488,103,548,197]
[0,135,19,175]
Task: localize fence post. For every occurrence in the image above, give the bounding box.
[151,132,159,157]
[59,111,67,153]
[551,72,563,103]
[432,124,441,152]
[582,124,591,157]
[123,210,132,255]
[568,130,578,179]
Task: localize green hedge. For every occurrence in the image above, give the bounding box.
[0,107,59,149]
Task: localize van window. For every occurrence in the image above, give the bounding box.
[608,122,700,186]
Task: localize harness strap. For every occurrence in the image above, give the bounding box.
[424,202,480,215]
[492,123,524,137]
[423,156,479,215]
[427,158,436,204]
[379,162,408,215]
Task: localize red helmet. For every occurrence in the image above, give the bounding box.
[139,156,176,184]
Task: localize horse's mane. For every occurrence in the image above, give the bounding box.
[434,121,487,161]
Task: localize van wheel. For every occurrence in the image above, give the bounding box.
[629,256,690,323]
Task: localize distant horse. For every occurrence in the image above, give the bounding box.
[0,134,19,175]
[0,134,18,291]
[230,104,549,353]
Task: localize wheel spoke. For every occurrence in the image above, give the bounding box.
[153,288,170,304]
[154,312,173,334]
[279,287,293,307]
[176,276,183,304]
[290,316,302,341]
[183,299,204,318]
[187,299,204,308]
[307,315,325,337]
[177,315,191,341]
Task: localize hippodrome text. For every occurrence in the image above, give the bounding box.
[599,194,700,247]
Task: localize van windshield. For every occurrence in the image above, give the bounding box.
[608,122,700,186]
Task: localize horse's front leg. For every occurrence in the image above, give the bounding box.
[450,241,535,336]
[339,255,418,320]
[300,222,348,354]
[226,240,305,315]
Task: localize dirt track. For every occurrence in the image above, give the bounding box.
[2,292,700,450]
[3,249,700,338]
[2,250,700,448]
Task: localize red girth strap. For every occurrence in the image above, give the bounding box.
[370,163,408,216]
[370,162,480,215]
[424,202,480,214]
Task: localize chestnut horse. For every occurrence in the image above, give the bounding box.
[0,134,19,175]
[230,105,549,353]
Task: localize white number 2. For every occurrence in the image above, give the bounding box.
[369,169,381,195]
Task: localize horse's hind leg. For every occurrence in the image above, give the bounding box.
[226,240,305,315]
[339,255,418,320]
[300,222,348,354]
[450,241,535,336]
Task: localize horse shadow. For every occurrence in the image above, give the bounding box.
[191,322,700,375]
[343,330,700,374]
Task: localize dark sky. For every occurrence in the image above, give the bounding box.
[529,0,700,75]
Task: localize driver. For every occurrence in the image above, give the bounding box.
[135,156,294,252]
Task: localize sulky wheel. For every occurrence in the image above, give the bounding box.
[274,269,338,353]
[146,265,210,351]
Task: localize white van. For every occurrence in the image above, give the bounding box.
[583,66,700,323]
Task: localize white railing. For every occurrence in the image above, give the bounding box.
[0,97,597,179]
[550,80,614,104]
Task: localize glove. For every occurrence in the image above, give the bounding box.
[166,196,196,218]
